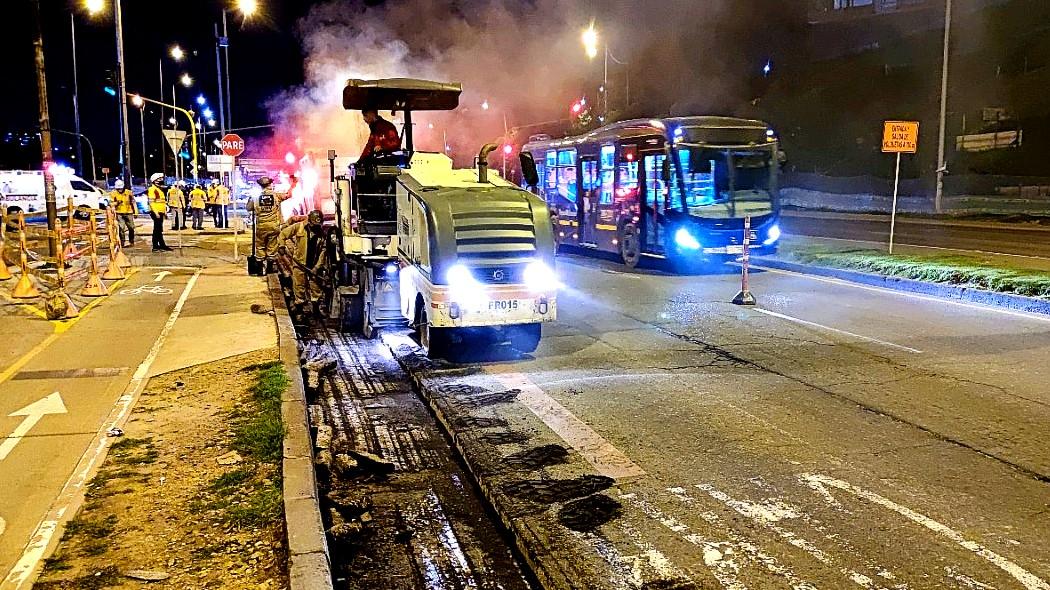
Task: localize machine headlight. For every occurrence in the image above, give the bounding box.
[384,262,399,276]
[763,224,781,246]
[674,228,701,251]
[446,263,485,308]
[523,261,561,292]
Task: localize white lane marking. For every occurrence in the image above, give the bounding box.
[616,522,694,587]
[0,393,68,462]
[583,533,662,589]
[492,372,645,480]
[799,473,1050,590]
[623,492,815,590]
[751,307,923,354]
[2,270,201,590]
[681,484,891,590]
[945,566,999,590]
[755,265,1050,324]
[0,517,5,536]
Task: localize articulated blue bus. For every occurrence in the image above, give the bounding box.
[523,116,782,268]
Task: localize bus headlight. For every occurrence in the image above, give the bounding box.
[524,261,561,292]
[446,264,485,308]
[674,228,701,251]
[763,224,781,245]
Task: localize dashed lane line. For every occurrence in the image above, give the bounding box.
[800,473,1050,590]
[491,372,646,481]
[750,307,923,354]
[1,269,201,590]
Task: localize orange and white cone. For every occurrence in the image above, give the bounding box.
[80,212,108,297]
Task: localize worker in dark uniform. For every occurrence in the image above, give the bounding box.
[278,209,328,321]
[245,176,287,273]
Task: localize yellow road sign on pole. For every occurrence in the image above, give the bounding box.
[882,121,919,153]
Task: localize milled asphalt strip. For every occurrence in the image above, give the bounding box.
[267,276,333,590]
[1,269,201,590]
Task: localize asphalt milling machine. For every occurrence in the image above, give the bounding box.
[328,78,559,358]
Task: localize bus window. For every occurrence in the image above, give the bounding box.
[545,151,557,190]
[555,148,578,206]
[581,160,598,191]
[617,145,639,200]
[644,154,668,212]
[671,148,717,209]
[599,145,614,204]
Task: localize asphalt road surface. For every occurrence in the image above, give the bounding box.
[781,211,1050,259]
[414,253,1050,589]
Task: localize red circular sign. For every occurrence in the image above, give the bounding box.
[220,133,245,157]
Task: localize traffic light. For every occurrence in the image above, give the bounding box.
[103,70,117,96]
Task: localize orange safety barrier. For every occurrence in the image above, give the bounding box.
[45,217,79,320]
[12,212,40,299]
[79,210,108,297]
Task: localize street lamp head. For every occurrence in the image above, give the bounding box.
[85,0,105,15]
[481,100,490,111]
[208,119,217,128]
[180,73,193,87]
[169,117,178,126]
[196,95,207,106]
[131,94,144,108]
[238,0,259,17]
[170,45,184,61]
[582,24,599,60]
[202,107,214,119]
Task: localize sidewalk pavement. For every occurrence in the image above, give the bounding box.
[0,231,277,589]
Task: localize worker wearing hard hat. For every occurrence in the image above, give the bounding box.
[167,181,187,231]
[246,176,288,273]
[188,184,207,230]
[216,181,231,229]
[278,209,328,320]
[147,173,172,252]
[110,179,136,248]
[206,181,219,227]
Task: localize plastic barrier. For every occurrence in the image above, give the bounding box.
[79,210,108,297]
[12,213,40,299]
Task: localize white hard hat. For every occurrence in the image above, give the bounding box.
[149,173,165,184]
[114,179,125,189]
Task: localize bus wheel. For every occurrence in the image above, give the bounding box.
[619,224,641,269]
[507,323,541,354]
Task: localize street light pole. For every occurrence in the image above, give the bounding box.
[935,0,953,214]
[53,130,97,184]
[138,106,147,181]
[71,14,85,179]
[215,21,227,137]
[32,0,59,258]
[222,10,233,129]
[113,0,133,186]
[133,94,199,182]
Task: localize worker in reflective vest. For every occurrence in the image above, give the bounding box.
[167,181,187,231]
[110,179,136,247]
[147,173,172,252]
[246,176,288,273]
[216,182,231,229]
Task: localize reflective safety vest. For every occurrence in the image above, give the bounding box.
[167,187,186,208]
[148,185,168,214]
[189,188,207,209]
[111,189,134,214]
[206,187,218,205]
[216,185,231,206]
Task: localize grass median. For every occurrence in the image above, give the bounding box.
[778,246,1050,299]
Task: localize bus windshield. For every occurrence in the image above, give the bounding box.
[671,147,774,219]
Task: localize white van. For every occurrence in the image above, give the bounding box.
[0,169,106,218]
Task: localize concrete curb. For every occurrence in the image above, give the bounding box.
[752,256,1050,316]
[268,275,333,590]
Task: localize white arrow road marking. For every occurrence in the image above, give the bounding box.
[799,473,1050,590]
[153,271,172,282]
[0,392,67,461]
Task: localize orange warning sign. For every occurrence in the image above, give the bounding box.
[882,121,919,153]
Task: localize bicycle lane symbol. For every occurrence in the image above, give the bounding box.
[119,285,174,296]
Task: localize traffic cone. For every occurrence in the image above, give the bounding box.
[80,212,108,297]
[12,213,39,299]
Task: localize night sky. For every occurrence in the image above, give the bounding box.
[3,0,320,174]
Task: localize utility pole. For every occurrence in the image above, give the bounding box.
[114,0,133,186]
[71,14,85,179]
[32,0,59,258]
[215,21,228,137]
[934,0,953,214]
[222,11,233,129]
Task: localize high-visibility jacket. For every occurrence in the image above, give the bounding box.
[279,220,327,270]
[206,186,218,205]
[147,185,168,214]
[216,185,231,206]
[167,187,186,209]
[111,189,134,214]
[188,188,207,209]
